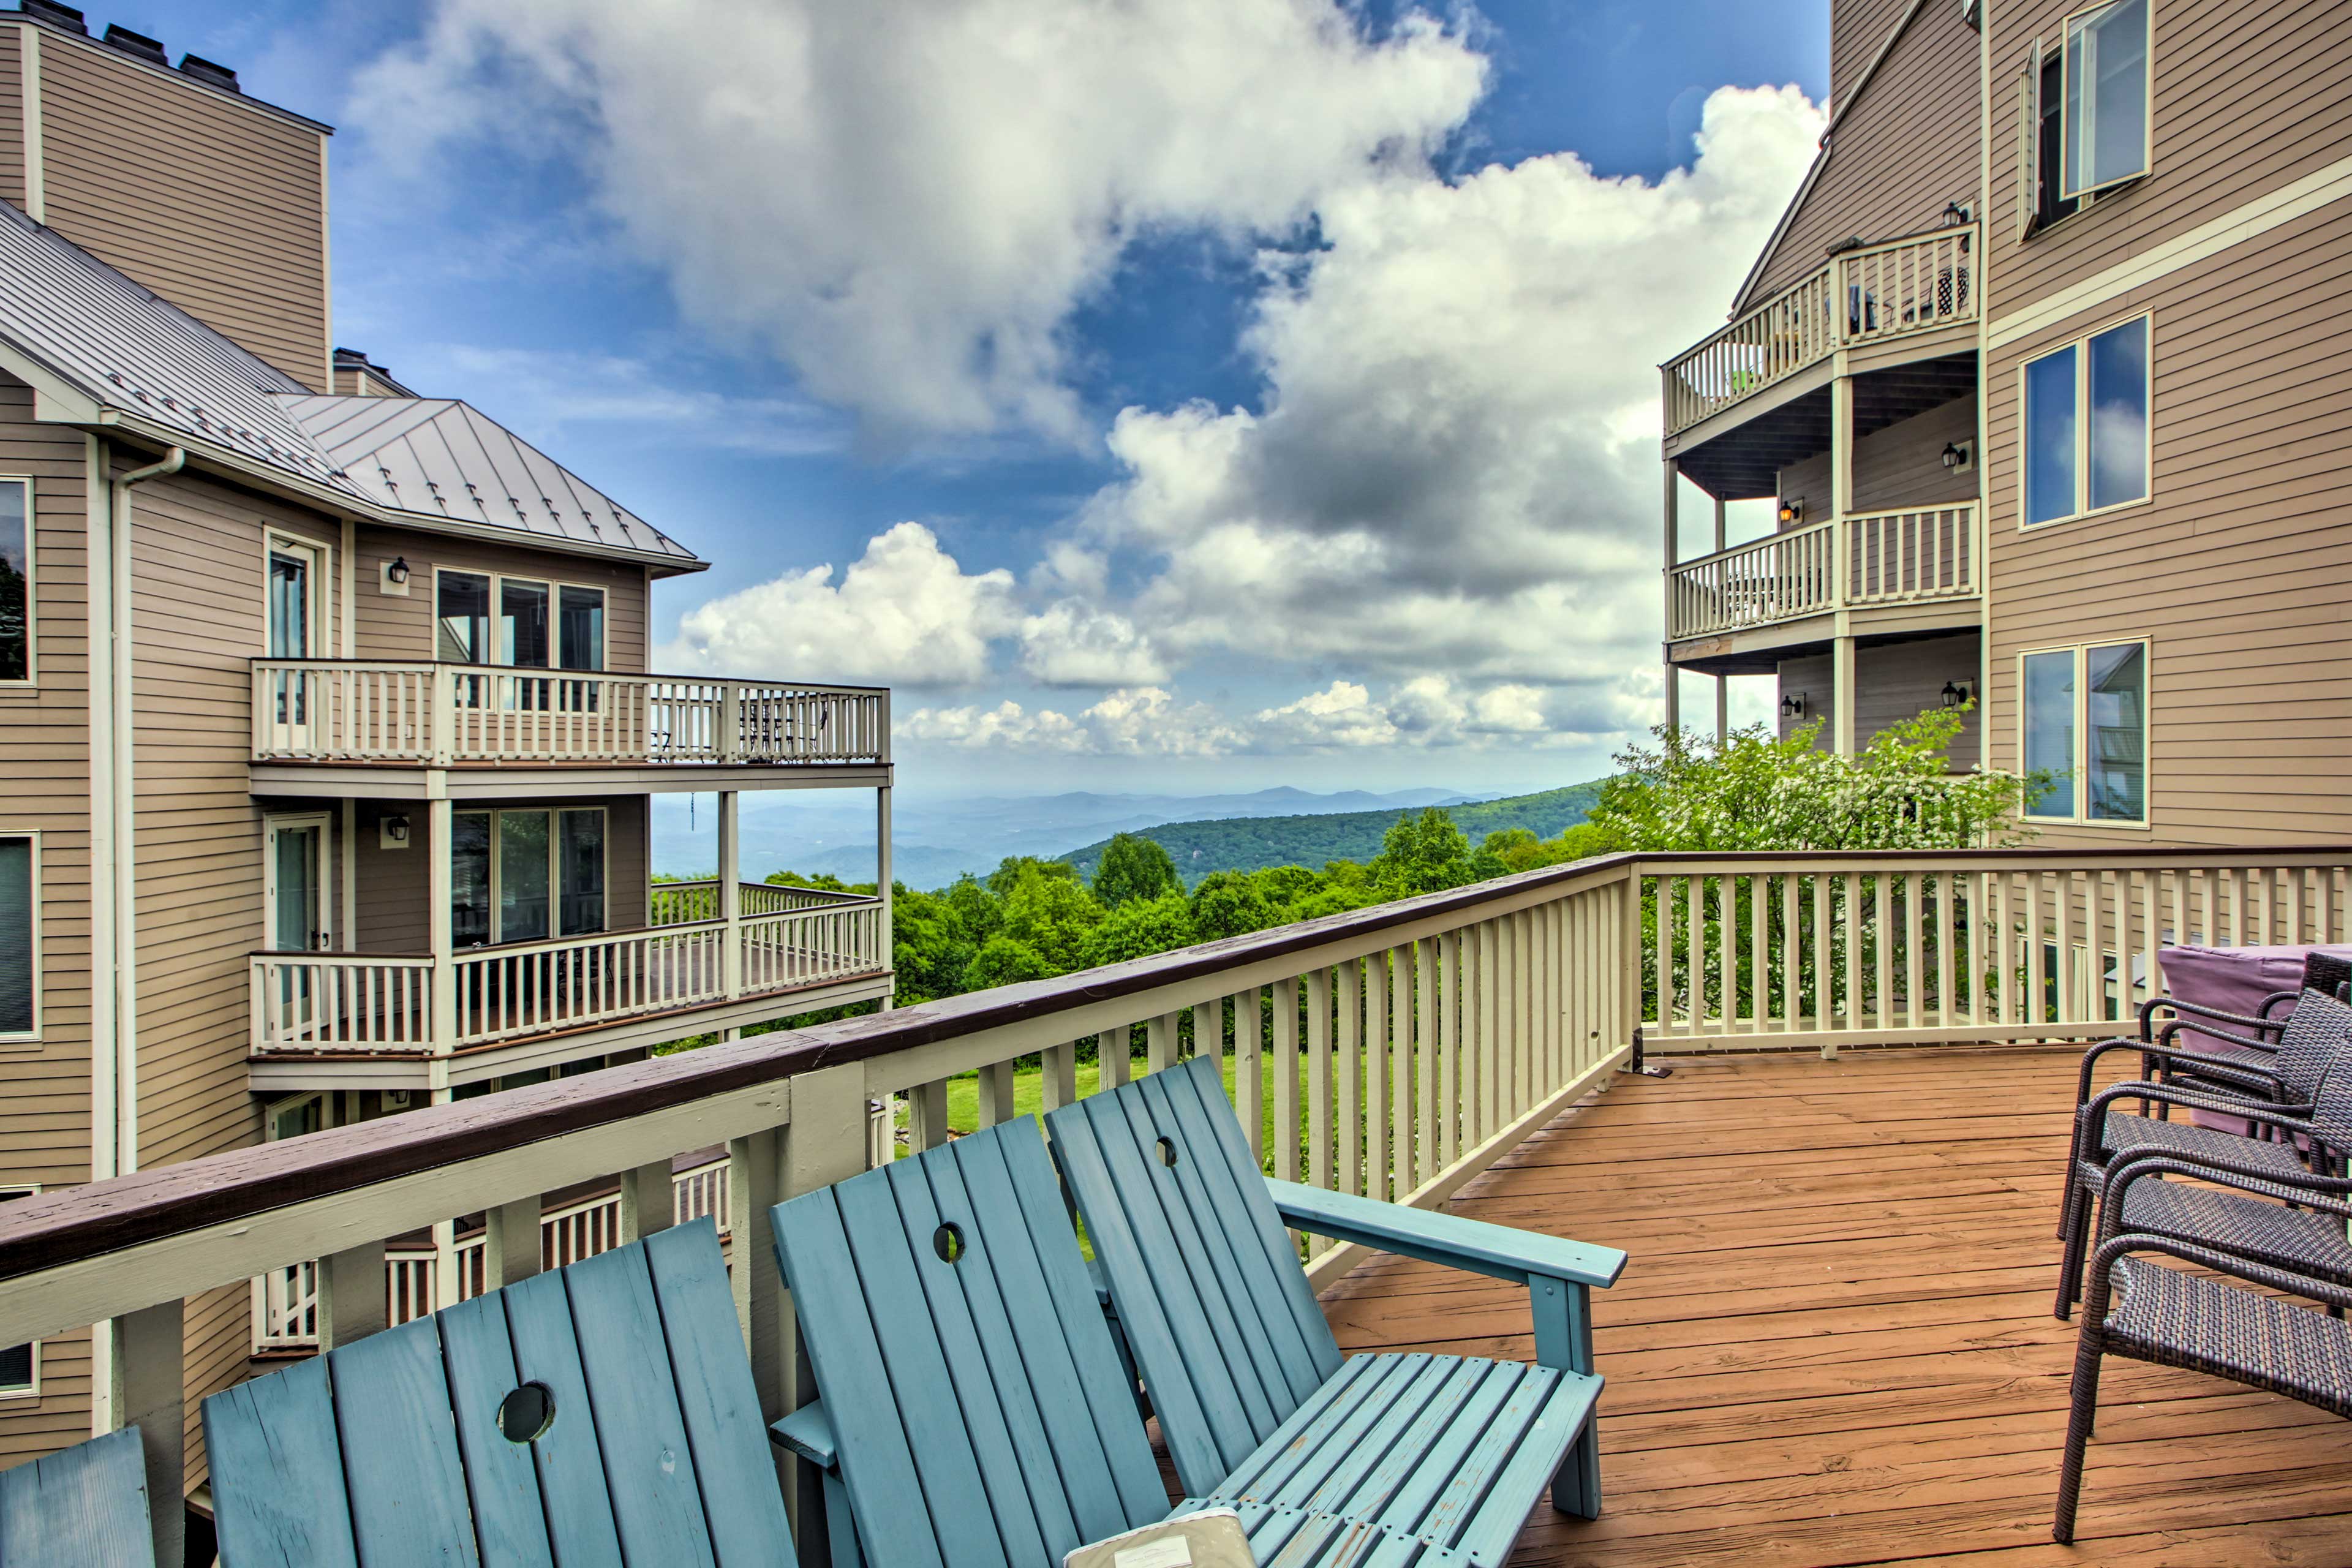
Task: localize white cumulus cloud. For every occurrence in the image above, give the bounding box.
[350,0,1487,440]
[660,522,1017,687]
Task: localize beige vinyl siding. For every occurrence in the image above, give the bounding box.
[1777,393,1981,518]
[353,527,651,674]
[1983,193,2352,846]
[1992,1,2352,319]
[1748,0,1983,303]
[30,34,328,390]
[1830,0,1915,104]
[0,386,91,1468]
[352,794,652,957]
[1777,630,1983,766]
[0,26,23,212]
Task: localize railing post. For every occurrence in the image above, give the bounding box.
[621,1159,677,1242]
[718,680,742,764]
[429,666,454,765]
[719,790,742,1002]
[318,1240,387,1348]
[104,1300,186,1567]
[485,1196,541,1289]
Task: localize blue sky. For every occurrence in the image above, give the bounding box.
[101,0,1822,799]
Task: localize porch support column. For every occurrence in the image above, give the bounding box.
[1715,676,1728,745]
[719,790,742,1006]
[1661,458,1681,736]
[427,790,456,1077]
[876,783,894,1011]
[1833,633,1858,756]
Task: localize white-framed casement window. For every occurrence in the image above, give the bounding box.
[2062,0,2151,200]
[0,834,38,1043]
[0,1185,37,1395]
[2021,313,2150,528]
[2016,2,2150,238]
[0,477,31,686]
[2021,638,2149,824]
[451,807,608,946]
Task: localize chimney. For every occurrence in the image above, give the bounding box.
[2,9,336,390]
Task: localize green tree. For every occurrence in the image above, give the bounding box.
[998,865,1104,972]
[1250,864,1321,910]
[987,856,1079,897]
[962,934,1055,992]
[1190,870,1280,941]
[889,884,975,1006]
[1085,892,1196,967]
[940,874,1003,946]
[1371,807,1472,898]
[1090,832,1182,908]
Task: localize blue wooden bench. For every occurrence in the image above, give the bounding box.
[1046,1056,1626,1561]
[0,1424,156,1566]
[202,1217,788,1566]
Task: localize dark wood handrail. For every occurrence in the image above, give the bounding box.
[21,843,2352,1280]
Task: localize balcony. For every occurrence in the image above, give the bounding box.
[1662,223,1977,442]
[1667,502,1979,650]
[247,881,890,1088]
[17,844,2352,1564]
[248,660,889,797]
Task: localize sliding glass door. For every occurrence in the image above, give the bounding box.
[451,809,607,946]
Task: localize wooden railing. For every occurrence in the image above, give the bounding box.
[650,880,872,925]
[249,660,888,767]
[1662,223,1978,437]
[29,843,2352,1556]
[253,1153,731,1351]
[250,895,889,1055]
[1666,502,1978,641]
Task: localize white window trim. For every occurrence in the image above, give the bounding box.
[0,831,40,1046]
[2016,310,2155,532]
[263,532,331,660]
[453,806,611,946]
[0,1184,38,1398]
[0,476,33,689]
[431,567,610,673]
[2058,0,2154,203]
[2018,637,2152,829]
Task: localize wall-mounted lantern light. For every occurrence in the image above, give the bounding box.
[380,814,411,850]
[1940,440,1973,472]
[1940,680,1972,709]
[1940,200,1973,227]
[386,556,410,584]
[1777,496,1805,525]
[1781,692,1806,719]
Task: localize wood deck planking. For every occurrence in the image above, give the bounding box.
[1314,1046,2352,1566]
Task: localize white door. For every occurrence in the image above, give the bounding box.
[265,540,323,751]
[263,815,332,1034]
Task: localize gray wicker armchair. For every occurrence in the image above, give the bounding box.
[2053,1230,2352,1543]
[2055,1056,2352,1320]
[2098,1150,2352,1311]
[2133,949,2352,1103]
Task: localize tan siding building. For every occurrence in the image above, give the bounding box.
[0,4,896,1519]
[1660,0,2352,859]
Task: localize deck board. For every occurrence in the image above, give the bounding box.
[1313,1046,2352,1566]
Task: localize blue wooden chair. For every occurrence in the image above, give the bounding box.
[202,1217,789,1567]
[0,1424,157,1566]
[1046,1056,1626,1561]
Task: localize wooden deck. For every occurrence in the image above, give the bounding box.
[1317,1046,2352,1566]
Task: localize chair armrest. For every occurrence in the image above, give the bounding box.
[2139,995,2283,1042]
[2082,1081,2317,1145]
[769,1401,839,1471]
[2103,1151,2352,1221]
[2086,1233,2352,1318]
[1266,1178,1626,1289]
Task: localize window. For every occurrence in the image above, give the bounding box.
[451,808,607,946]
[0,478,28,683]
[437,570,492,665]
[2022,315,2149,526]
[0,1186,34,1396]
[0,837,34,1039]
[2063,0,2150,199]
[435,570,606,671]
[2021,640,2148,824]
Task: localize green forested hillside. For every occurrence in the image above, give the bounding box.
[1059,781,1606,886]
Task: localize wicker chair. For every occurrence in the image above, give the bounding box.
[2052,1231,2352,1544]
[2098,1151,2352,1314]
[2053,997,2352,1320]
[2134,949,2352,1102]
[2066,987,2352,1160]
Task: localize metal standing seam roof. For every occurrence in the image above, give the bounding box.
[0,199,704,567]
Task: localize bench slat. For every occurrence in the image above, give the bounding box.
[203,1357,360,1568]
[439,1292,558,1567]
[0,1425,156,1568]
[564,1242,717,1567]
[503,1268,626,1568]
[330,1319,480,1565]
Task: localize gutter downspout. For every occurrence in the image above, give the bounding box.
[105,445,181,1183]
